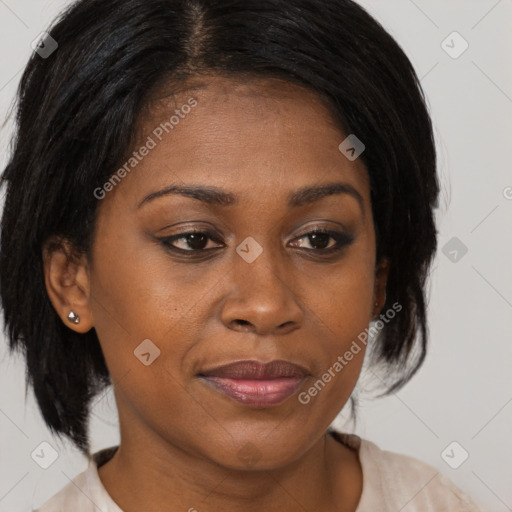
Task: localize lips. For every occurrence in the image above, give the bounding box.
[197,359,309,407]
[199,359,307,379]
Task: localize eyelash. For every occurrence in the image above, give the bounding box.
[158,228,354,257]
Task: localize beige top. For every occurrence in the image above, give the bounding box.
[35,431,482,512]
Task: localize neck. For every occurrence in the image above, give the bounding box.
[98,426,361,512]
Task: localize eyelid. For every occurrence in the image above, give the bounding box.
[293,222,348,237]
[291,220,353,239]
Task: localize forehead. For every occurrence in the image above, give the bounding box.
[112,75,370,208]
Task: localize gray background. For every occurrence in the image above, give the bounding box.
[1,0,511,510]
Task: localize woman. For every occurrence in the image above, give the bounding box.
[0,0,482,510]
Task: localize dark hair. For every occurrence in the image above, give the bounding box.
[0,0,439,455]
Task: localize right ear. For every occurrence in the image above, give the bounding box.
[42,236,94,333]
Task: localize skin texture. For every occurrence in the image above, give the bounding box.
[43,75,389,512]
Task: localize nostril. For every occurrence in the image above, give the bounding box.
[229,319,254,331]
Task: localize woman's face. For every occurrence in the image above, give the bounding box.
[50,75,388,469]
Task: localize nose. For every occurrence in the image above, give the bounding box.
[220,241,304,336]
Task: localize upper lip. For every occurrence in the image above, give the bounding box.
[198,359,309,379]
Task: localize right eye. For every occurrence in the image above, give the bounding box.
[158,229,225,253]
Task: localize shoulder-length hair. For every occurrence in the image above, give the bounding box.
[0,0,439,455]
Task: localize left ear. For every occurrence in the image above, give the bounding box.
[372,257,390,318]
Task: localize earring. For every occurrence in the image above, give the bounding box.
[67,311,80,324]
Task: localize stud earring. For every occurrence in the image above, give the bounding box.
[67,311,80,324]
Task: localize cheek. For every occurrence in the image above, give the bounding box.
[88,234,225,398]
[303,255,375,339]
[299,255,374,391]
[90,232,182,331]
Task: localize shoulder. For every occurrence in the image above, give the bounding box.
[35,447,121,512]
[356,436,482,512]
[35,467,92,512]
[329,430,482,512]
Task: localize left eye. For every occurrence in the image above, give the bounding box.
[289,229,354,251]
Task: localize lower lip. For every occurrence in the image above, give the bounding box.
[200,376,305,407]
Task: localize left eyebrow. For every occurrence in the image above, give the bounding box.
[288,182,364,216]
[137,181,365,217]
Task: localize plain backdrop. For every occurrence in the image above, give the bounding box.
[0,1,511,511]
